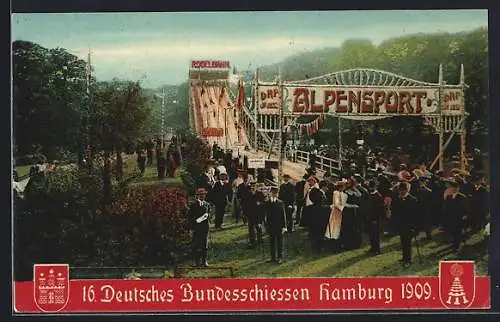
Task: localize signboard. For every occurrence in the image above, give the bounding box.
[247,158,266,169]
[201,128,224,137]
[257,85,281,115]
[190,60,231,70]
[189,60,231,80]
[442,88,465,115]
[281,86,440,116]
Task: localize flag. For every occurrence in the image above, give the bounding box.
[236,79,245,111]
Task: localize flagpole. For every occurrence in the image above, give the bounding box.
[86,49,93,166]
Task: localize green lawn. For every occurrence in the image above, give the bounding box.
[71,210,489,279]
[123,156,183,187]
[175,215,489,278]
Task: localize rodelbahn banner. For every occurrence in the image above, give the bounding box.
[13,261,490,313]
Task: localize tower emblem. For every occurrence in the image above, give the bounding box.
[33,264,70,312]
[439,261,475,309]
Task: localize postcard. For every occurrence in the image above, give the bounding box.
[11,10,491,313]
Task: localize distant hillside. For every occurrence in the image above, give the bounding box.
[258,47,341,82]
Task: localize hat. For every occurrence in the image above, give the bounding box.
[398,170,413,182]
[307,176,318,183]
[270,185,279,192]
[451,168,470,177]
[195,186,208,193]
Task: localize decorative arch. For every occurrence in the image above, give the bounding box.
[285,68,439,87]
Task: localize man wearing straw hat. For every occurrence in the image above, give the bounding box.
[188,186,212,267]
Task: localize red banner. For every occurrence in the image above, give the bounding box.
[201,128,224,137]
[14,275,490,312]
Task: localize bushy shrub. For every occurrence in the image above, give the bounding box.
[179,133,211,193]
[14,166,105,281]
[14,169,191,281]
[105,186,190,266]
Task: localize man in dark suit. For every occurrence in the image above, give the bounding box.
[295,174,308,226]
[367,180,385,255]
[469,175,489,232]
[443,180,469,252]
[209,172,231,229]
[265,186,287,264]
[279,174,296,233]
[310,180,329,252]
[240,181,266,247]
[187,187,212,267]
[391,181,418,268]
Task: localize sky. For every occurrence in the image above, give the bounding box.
[12,10,488,88]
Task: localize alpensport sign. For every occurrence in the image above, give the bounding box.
[258,85,463,116]
[13,261,490,313]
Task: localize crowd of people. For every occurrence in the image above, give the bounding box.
[187,143,490,269]
[136,136,183,178]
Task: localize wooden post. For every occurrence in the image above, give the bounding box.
[254,70,259,150]
[459,64,467,171]
[278,73,284,185]
[338,116,342,172]
[438,64,444,171]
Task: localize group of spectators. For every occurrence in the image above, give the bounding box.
[188,140,490,269]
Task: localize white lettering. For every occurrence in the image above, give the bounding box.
[180,283,193,302]
[100,285,114,303]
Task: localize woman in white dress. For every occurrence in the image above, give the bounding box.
[325,180,348,251]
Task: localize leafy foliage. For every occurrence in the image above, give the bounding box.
[178,132,212,193]
[12,40,88,160]
[106,186,190,266]
[14,168,190,281]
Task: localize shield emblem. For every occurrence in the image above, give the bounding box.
[439,261,476,309]
[33,264,70,312]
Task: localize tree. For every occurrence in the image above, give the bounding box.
[89,79,151,201]
[337,39,378,70]
[13,40,87,160]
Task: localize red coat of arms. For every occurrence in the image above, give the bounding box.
[439,261,476,309]
[33,264,70,312]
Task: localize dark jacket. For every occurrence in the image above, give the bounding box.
[187,199,211,231]
[209,180,231,207]
[369,190,385,223]
[264,199,287,233]
[240,187,265,224]
[443,192,469,227]
[279,182,296,206]
[391,193,419,234]
[295,180,306,206]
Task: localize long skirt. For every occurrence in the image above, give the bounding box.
[325,207,342,240]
